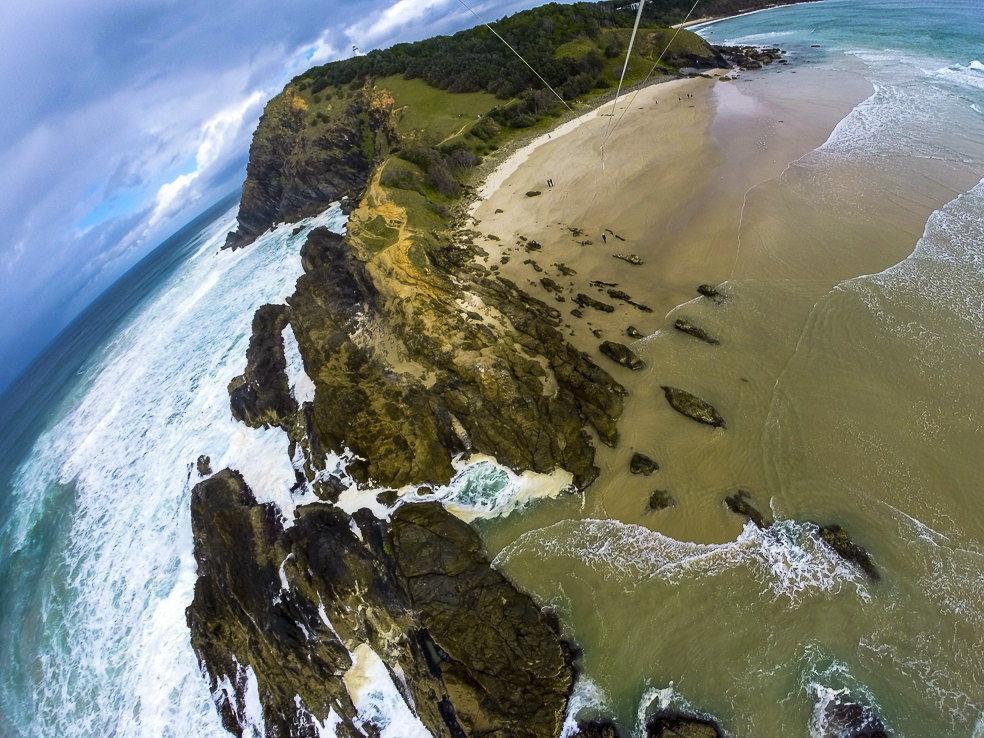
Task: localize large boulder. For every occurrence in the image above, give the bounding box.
[600,341,645,370]
[661,387,726,428]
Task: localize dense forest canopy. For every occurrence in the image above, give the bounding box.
[293,0,811,101]
[293,1,722,101]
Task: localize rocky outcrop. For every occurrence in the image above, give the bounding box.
[673,318,719,345]
[228,304,298,430]
[187,472,574,738]
[630,452,659,475]
[815,524,880,581]
[696,284,723,304]
[661,386,726,428]
[819,698,888,737]
[224,86,395,250]
[724,490,772,529]
[575,294,616,313]
[600,341,645,370]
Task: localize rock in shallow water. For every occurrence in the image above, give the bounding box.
[815,523,881,581]
[673,318,719,345]
[600,341,645,370]
[661,386,726,428]
[630,452,659,475]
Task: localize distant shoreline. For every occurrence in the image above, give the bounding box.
[673,0,825,31]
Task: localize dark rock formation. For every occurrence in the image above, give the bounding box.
[815,524,880,581]
[188,473,573,738]
[627,326,644,339]
[612,254,643,265]
[630,452,659,475]
[228,304,298,430]
[224,86,393,250]
[697,284,723,303]
[391,502,573,737]
[724,490,772,529]
[649,489,674,510]
[575,294,616,313]
[715,45,785,71]
[541,277,564,294]
[646,712,723,737]
[661,386,726,428]
[674,318,719,345]
[820,698,888,737]
[197,455,212,476]
[600,341,645,370]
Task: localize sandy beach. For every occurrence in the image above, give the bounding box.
[470,50,984,555]
[468,64,874,379]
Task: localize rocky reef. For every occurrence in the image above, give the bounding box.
[187,472,573,737]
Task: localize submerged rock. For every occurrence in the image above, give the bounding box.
[646,712,724,737]
[661,386,726,428]
[188,473,574,738]
[648,489,674,510]
[630,452,659,475]
[697,284,724,303]
[724,490,772,529]
[815,523,881,581]
[674,318,719,345]
[196,455,212,476]
[820,698,888,737]
[600,341,645,370]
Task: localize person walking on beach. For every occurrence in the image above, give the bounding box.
[602,232,607,243]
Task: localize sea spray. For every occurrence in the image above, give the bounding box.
[0,205,347,736]
[493,517,869,602]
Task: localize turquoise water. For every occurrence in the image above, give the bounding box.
[2,1,984,735]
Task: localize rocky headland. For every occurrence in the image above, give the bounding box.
[185,2,884,735]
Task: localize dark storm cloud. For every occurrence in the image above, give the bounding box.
[0,0,550,392]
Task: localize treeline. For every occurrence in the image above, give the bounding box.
[295,3,674,100]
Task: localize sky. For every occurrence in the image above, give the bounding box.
[0,0,553,393]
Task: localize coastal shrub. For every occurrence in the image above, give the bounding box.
[471,116,500,142]
[594,75,611,89]
[426,166,458,197]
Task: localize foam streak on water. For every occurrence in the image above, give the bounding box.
[0,205,346,736]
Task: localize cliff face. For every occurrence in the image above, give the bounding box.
[224,86,394,250]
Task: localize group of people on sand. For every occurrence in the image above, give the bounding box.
[546,178,555,187]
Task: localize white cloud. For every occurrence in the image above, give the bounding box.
[350,0,455,46]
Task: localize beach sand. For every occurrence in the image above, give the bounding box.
[470,58,982,550]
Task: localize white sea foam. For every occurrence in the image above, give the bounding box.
[494,517,869,603]
[400,454,574,522]
[344,644,431,738]
[559,677,609,738]
[4,204,352,736]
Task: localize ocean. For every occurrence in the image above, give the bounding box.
[2,0,984,735]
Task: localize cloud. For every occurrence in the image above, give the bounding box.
[0,0,553,393]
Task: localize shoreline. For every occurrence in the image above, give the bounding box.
[674,0,826,31]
